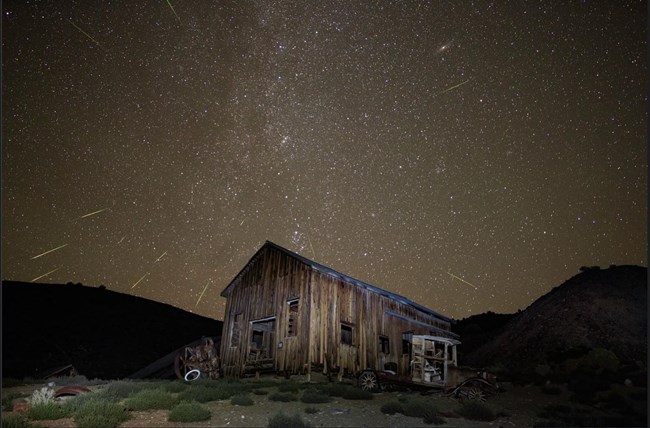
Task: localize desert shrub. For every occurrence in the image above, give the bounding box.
[568,368,612,404]
[456,401,496,421]
[304,406,319,414]
[267,411,313,428]
[380,401,404,415]
[123,387,178,410]
[253,389,270,395]
[231,393,254,406]
[168,400,211,422]
[28,387,55,406]
[278,382,300,393]
[537,403,597,427]
[341,387,374,400]
[162,381,187,393]
[401,397,431,417]
[584,348,619,372]
[45,375,91,386]
[2,391,28,411]
[72,399,129,428]
[0,413,30,428]
[178,383,238,403]
[27,402,70,420]
[422,406,445,425]
[317,383,348,397]
[300,388,332,403]
[98,380,149,401]
[268,391,297,402]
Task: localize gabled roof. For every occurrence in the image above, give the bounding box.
[221,240,453,323]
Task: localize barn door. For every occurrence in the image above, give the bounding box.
[250,318,276,361]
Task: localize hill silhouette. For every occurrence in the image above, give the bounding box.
[456,265,647,370]
[2,281,223,380]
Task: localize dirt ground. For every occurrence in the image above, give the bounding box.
[2,376,641,427]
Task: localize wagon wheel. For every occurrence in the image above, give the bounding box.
[174,349,199,381]
[358,370,380,392]
[447,377,495,401]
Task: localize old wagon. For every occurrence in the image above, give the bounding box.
[357,335,497,399]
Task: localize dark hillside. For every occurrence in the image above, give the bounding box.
[461,265,647,370]
[2,281,223,380]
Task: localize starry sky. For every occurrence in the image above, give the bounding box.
[2,1,647,321]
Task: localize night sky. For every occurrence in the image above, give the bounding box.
[2,1,647,321]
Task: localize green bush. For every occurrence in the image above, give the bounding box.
[584,348,620,372]
[123,387,178,410]
[27,402,70,420]
[2,391,28,411]
[98,380,149,401]
[231,393,254,406]
[178,383,240,403]
[0,413,30,428]
[380,401,404,415]
[278,382,300,393]
[422,406,446,425]
[300,388,332,403]
[317,383,349,397]
[72,399,130,428]
[456,401,496,421]
[341,387,373,400]
[401,397,431,417]
[168,400,211,422]
[268,391,297,402]
[268,411,313,428]
[253,389,270,395]
[162,381,187,393]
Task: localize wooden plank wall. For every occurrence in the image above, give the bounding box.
[307,270,454,377]
[221,245,455,378]
[220,246,311,376]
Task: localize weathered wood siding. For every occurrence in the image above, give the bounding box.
[221,244,454,378]
[220,246,311,376]
[307,271,454,377]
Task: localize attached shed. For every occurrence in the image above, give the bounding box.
[219,241,458,378]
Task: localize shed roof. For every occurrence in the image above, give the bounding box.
[221,240,454,324]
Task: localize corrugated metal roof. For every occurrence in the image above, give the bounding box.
[221,240,454,324]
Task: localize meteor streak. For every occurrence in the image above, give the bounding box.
[195,280,211,306]
[131,272,149,289]
[79,207,109,219]
[439,79,470,94]
[68,20,105,51]
[31,244,69,260]
[155,251,167,262]
[31,267,62,282]
[446,272,478,290]
[307,235,316,260]
[166,0,182,24]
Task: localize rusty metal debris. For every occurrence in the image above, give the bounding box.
[174,337,220,381]
[54,385,92,398]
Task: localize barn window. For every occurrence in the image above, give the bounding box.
[379,336,390,354]
[341,323,353,345]
[230,313,242,347]
[402,331,413,354]
[287,298,299,337]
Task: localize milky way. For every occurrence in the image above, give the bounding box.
[2,1,647,320]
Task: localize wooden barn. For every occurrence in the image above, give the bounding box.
[219,241,458,379]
